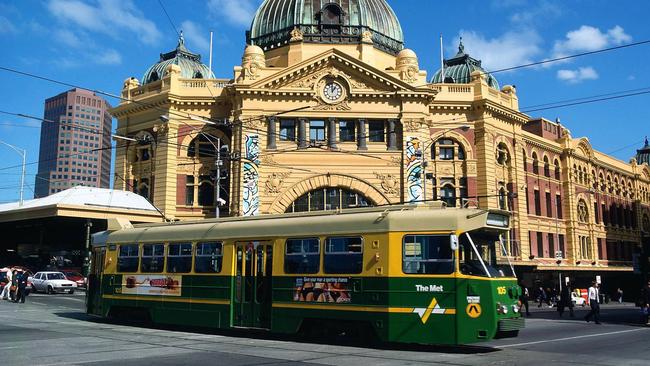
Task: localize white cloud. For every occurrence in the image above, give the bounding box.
[208,0,260,27]
[92,49,122,65]
[54,29,82,48]
[557,67,599,83]
[47,0,161,45]
[509,1,561,25]
[0,16,17,34]
[181,21,210,53]
[455,29,543,71]
[553,25,631,56]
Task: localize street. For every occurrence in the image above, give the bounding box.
[0,293,648,366]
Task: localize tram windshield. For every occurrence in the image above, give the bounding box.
[459,230,515,278]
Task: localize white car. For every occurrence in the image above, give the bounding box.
[30,272,77,294]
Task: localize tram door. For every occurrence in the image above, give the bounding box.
[86,247,105,316]
[233,241,273,329]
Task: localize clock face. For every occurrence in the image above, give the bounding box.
[323,82,343,102]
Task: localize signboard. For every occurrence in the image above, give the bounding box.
[596,275,601,284]
[121,275,182,296]
[466,303,482,318]
[293,277,351,303]
[555,251,564,260]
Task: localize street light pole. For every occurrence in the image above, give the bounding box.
[0,139,26,206]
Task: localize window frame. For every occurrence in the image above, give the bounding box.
[194,241,224,273]
[324,236,364,274]
[140,243,165,273]
[117,244,140,273]
[167,242,193,273]
[284,237,320,274]
[402,234,455,275]
[368,121,385,143]
[279,119,296,141]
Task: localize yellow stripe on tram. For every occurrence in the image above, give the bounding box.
[272,302,457,315]
[102,294,230,305]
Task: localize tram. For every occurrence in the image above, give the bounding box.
[86,203,523,345]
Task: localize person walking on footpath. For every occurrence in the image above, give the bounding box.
[519,282,531,316]
[1,269,12,300]
[9,270,18,302]
[585,281,601,324]
[617,288,623,304]
[537,286,547,307]
[14,271,27,304]
[641,280,650,325]
[558,283,575,317]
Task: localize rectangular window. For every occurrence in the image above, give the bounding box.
[534,190,541,216]
[339,121,356,142]
[309,120,325,141]
[594,202,600,224]
[167,243,192,273]
[185,176,194,206]
[141,244,164,273]
[402,235,454,274]
[556,195,563,219]
[537,232,544,258]
[285,238,320,274]
[279,119,296,141]
[548,234,555,258]
[195,242,223,273]
[324,237,363,274]
[546,192,552,217]
[368,121,385,142]
[117,244,139,272]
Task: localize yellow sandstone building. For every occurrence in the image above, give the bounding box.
[110,0,650,288]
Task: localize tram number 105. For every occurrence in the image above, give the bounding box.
[497,286,507,295]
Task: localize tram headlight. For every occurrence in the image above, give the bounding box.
[512,304,520,313]
[496,304,509,314]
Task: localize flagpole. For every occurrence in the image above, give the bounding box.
[440,34,445,83]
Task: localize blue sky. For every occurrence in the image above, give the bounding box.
[0,0,649,203]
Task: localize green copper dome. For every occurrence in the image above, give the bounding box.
[248,0,404,55]
[636,137,650,165]
[431,39,500,89]
[142,32,214,85]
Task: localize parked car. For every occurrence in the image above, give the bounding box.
[571,291,586,307]
[30,272,77,294]
[62,271,86,289]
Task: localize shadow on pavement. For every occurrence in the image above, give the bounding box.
[521,305,648,326]
[52,311,500,354]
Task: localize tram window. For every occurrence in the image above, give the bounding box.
[195,242,223,273]
[167,243,193,273]
[402,235,454,274]
[141,243,165,273]
[324,237,363,274]
[117,244,139,272]
[285,238,320,274]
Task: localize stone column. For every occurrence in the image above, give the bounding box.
[328,117,338,149]
[267,117,277,150]
[387,119,397,150]
[298,118,308,149]
[357,119,368,151]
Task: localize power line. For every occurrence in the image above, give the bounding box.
[157,0,180,38]
[521,89,650,113]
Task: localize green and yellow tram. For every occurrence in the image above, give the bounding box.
[86,204,523,345]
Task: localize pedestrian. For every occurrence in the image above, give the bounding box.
[519,282,531,316]
[537,286,547,308]
[641,280,650,325]
[1,270,12,300]
[617,288,624,304]
[585,281,601,324]
[14,271,27,304]
[558,283,574,317]
[9,270,18,302]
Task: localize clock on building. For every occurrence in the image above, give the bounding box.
[322,81,344,102]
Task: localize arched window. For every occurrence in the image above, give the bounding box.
[577,199,589,223]
[532,153,539,175]
[554,160,561,180]
[496,143,510,166]
[523,149,528,172]
[193,71,203,79]
[440,185,456,207]
[320,3,344,25]
[188,134,219,158]
[543,156,550,177]
[435,138,464,161]
[149,71,159,82]
[285,187,374,213]
[198,178,215,207]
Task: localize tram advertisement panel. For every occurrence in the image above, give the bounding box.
[121,275,182,296]
[293,277,351,303]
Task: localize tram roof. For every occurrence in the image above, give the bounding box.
[101,204,508,245]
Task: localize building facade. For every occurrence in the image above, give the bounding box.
[35,88,113,197]
[110,0,650,288]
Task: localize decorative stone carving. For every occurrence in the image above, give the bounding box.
[389,156,402,167]
[240,45,266,81]
[260,155,277,165]
[313,99,351,111]
[375,172,399,195]
[152,123,169,136]
[360,31,373,44]
[265,172,291,193]
[289,27,304,42]
[403,119,425,132]
[466,163,477,175]
[396,49,419,83]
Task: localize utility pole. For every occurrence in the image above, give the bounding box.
[0,139,26,206]
[83,219,92,277]
[215,138,222,219]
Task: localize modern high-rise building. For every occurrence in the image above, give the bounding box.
[35,88,113,197]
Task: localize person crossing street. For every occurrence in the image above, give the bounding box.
[585,281,601,324]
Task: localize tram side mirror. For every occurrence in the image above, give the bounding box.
[450,234,459,251]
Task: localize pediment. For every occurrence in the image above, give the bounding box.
[249,49,418,94]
